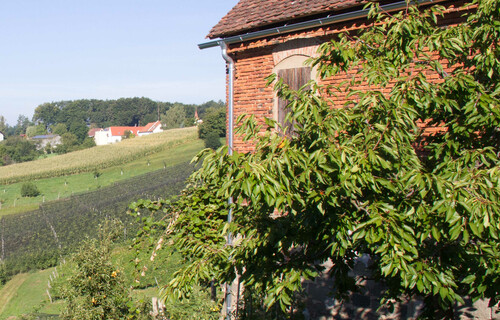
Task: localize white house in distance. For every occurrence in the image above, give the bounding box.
[94,121,163,146]
[0,131,4,141]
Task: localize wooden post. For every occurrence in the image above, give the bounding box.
[152,297,159,318]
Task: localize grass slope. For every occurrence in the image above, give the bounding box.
[0,268,63,320]
[0,131,203,217]
[0,127,197,185]
[0,242,220,319]
[0,270,54,319]
[0,273,30,317]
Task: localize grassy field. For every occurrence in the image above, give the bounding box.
[0,127,198,185]
[0,130,203,216]
[0,269,57,319]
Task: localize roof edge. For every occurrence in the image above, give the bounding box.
[199,0,440,50]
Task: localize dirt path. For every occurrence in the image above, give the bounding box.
[0,273,29,316]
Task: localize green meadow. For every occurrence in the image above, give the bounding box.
[0,133,203,217]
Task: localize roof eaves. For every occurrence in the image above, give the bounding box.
[199,0,442,49]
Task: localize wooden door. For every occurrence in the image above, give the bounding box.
[277,67,311,135]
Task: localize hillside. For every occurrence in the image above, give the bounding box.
[0,127,197,184]
[0,135,203,216]
[0,160,198,279]
[0,242,220,320]
[0,125,218,318]
[0,127,208,281]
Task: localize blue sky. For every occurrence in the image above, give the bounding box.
[0,0,236,125]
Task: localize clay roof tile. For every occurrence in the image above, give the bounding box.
[208,0,363,39]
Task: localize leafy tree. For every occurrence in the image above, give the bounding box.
[1,136,39,163]
[15,115,32,135]
[60,221,139,320]
[197,100,225,119]
[25,124,46,137]
[0,115,7,134]
[33,102,61,129]
[0,262,7,285]
[122,130,135,140]
[0,144,11,166]
[198,107,226,139]
[162,105,188,129]
[134,1,500,319]
[56,132,79,154]
[68,120,89,143]
[51,123,68,135]
[81,137,96,149]
[56,101,87,125]
[61,132,78,147]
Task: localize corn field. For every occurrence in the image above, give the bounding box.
[0,127,197,184]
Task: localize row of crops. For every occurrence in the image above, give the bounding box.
[0,127,197,184]
[0,161,195,280]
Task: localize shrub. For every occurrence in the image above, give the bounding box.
[93,169,102,179]
[203,132,222,150]
[21,182,40,197]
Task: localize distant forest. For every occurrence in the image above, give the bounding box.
[0,97,223,136]
[32,97,223,130]
[0,97,224,165]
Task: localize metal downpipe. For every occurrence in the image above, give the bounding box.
[220,41,234,157]
[220,41,235,320]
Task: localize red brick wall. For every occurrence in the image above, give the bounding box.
[225,1,472,153]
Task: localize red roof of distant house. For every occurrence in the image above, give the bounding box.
[142,121,162,132]
[88,128,103,137]
[109,127,142,137]
[208,0,363,39]
[105,121,162,137]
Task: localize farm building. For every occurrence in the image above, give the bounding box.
[200,0,471,153]
[87,127,103,138]
[31,134,62,150]
[94,121,163,145]
[200,0,497,319]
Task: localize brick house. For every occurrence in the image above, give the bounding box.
[199,0,471,154]
[199,1,499,319]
